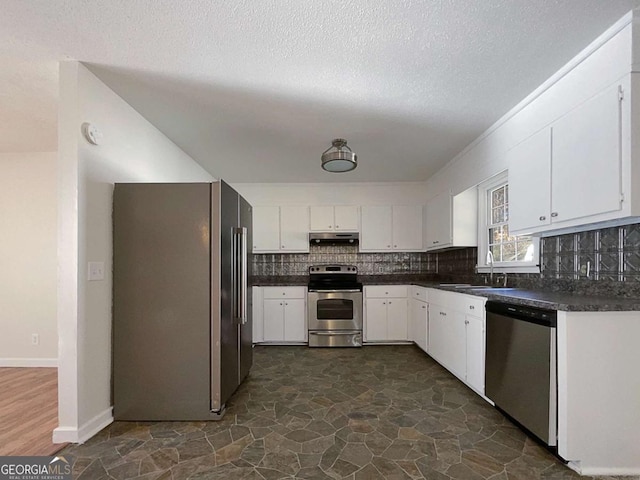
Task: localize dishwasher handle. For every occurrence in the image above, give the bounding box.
[485,300,556,327]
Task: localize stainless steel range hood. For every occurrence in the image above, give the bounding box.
[309,232,359,246]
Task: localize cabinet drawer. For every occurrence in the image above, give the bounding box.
[262,287,307,299]
[459,295,486,315]
[365,285,408,298]
[411,286,428,302]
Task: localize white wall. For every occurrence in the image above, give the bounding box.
[0,152,57,366]
[233,182,428,206]
[55,62,214,443]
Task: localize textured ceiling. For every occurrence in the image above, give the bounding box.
[2,1,640,182]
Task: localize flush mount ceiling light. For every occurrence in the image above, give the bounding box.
[321,138,357,173]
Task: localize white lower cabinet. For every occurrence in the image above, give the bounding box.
[364,285,409,342]
[409,286,428,352]
[427,289,487,395]
[254,286,307,343]
[465,313,485,394]
[428,303,467,380]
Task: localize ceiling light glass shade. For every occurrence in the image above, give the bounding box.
[321,138,357,173]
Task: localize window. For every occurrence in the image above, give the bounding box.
[477,172,539,273]
[488,183,534,263]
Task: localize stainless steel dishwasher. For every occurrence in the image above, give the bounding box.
[485,301,557,447]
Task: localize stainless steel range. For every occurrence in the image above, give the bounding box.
[307,265,363,347]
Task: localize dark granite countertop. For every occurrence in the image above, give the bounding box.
[251,276,640,312]
[439,287,640,312]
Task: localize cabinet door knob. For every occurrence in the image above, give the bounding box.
[280,302,283,306]
[387,245,391,248]
[469,305,474,310]
[465,320,469,325]
[328,225,333,229]
[394,245,397,248]
[335,225,339,228]
[285,302,288,306]
[539,216,546,221]
[383,302,386,305]
[551,212,558,218]
[388,301,392,304]
[422,305,426,309]
[282,292,286,295]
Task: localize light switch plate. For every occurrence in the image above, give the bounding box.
[88,261,105,281]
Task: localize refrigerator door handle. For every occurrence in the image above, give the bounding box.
[239,227,248,324]
[231,227,238,322]
[233,227,247,324]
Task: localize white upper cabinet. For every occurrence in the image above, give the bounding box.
[424,189,477,251]
[360,206,393,251]
[253,206,281,252]
[280,206,309,251]
[551,83,622,223]
[309,205,359,232]
[334,206,359,231]
[507,129,553,233]
[509,83,624,235]
[253,205,309,253]
[424,192,451,249]
[309,206,334,231]
[392,206,423,250]
[360,205,423,252]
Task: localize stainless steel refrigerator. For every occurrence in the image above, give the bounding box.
[112,180,252,420]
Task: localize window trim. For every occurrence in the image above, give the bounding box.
[476,171,540,274]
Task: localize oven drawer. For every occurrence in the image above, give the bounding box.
[365,285,408,298]
[263,286,307,299]
[308,331,363,347]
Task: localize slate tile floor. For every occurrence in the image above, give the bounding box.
[61,346,635,479]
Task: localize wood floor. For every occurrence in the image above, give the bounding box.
[0,367,66,456]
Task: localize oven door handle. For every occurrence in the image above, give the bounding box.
[311,289,362,293]
[310,331,362,336]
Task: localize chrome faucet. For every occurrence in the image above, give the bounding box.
[486,250,494,285]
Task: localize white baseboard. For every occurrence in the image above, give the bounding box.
[0,358,57,367]
[52,407,113,444]
[568,461,640,476]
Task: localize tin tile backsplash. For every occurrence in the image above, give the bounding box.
[253,223,640,294]
[541,224,640,281]
[252,245,435,276]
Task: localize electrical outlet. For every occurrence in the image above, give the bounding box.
[88,261,105,281]
[32,333,39,346]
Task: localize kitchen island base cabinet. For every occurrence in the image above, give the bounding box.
[557,310,640,476]
[253,287,307,344]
